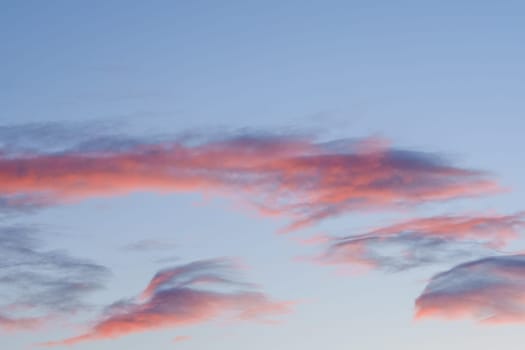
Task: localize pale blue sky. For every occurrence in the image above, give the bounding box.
[1,1,525,349]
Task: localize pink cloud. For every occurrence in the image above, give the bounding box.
[415,255,525,323]
[0,314,45,332]
[317,213,525,271]
[369,212,525,249]
[173,335,191,343]
[41,259,293,346]
[0,134,500,230]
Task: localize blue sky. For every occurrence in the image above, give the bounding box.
[1,1,525,349]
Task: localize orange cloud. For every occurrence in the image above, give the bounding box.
[42,259,293,346]
[0,134,500,230]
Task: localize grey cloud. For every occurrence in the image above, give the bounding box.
[0,225,110,330]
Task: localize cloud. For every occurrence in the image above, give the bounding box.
[0,314,45,332]
[0,123,500,230]
[42,259,293,346]
[0,194,52,216]
[0,225,110,331]
[415,255,525,323]
[368,212,525,248]
[122,239,177,252]
[317,213,525,271]
[173,335,191,343]
[0,121,147,155]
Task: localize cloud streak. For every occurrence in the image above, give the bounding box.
[122,239,177,252]
[42,259,292,346]
[0,314,45,332]
[0,225,110,331]
[317,213,525,271]
[415,255,525,323]
[0,124,500,229]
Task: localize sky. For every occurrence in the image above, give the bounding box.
[1,1,525,349]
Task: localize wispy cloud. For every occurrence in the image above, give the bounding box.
[0,194,51,216]
[367,213,525,248]
[0,123,500,230]
[42,259,293,346]
[415,255,525,323]
[173,335,191,343]
[0,121,147,155]
[122,239,177,252]
[0,314,45,332]
[0,225,110,331]
[317,213,525,271]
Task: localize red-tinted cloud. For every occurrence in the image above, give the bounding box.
[42,259,292,346]
[0,134,500,230]
[317,213,525,271]
[415,255,525,323]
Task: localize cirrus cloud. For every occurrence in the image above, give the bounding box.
[42,259,293,346]
[317,213,525,271]
[0,123,500,230]
[0,225,110,331]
